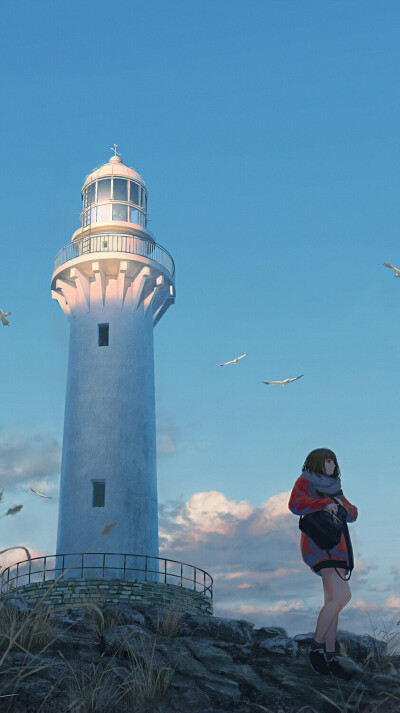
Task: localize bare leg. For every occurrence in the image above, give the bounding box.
[314,600,339,643]
[324,611,338,651]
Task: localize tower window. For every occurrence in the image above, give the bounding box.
[92,481,105,507]
[98,323,109,346]
[130,181,139,205]
[96,204,110,222]
[97,178,111,202]
[83,182,96,208]
[130,208,139,224]
[112,203,128,221]
[113,178,128,201]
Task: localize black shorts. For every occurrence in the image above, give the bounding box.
[313,560,349,577]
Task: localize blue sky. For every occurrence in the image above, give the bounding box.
[1,0,400,640]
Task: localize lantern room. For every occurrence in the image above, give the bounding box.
[77,149,149,237]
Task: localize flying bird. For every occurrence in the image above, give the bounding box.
[28,487,52,499]
[220,352,248,366]
[384,263,400,277]
[263,374,304,387]
[0,310,11,326]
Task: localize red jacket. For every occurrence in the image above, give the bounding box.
[288,476,358,576]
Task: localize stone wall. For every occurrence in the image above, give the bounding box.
[3,578,213,616]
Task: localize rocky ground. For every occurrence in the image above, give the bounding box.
[0,596,399,713]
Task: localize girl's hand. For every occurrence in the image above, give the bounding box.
[325,503,338,514]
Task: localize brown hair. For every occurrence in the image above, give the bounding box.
[301,448,341,478]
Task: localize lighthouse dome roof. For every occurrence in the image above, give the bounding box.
[82,153,147,192]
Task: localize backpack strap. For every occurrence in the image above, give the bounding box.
[325,520,352,581]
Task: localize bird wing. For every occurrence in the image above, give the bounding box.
[384,263,400,272]
[263,380,283,385]
[288,374,304,382]
[220,353,247,366]
[29,487,51,499]
[0,316,9,326]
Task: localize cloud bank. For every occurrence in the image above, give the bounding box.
[158,490,400,639]
[1,427,398,641]
[0,430,61,495]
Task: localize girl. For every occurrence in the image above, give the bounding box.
[288,448,358,680]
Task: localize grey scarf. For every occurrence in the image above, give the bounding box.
[301,469,343,498]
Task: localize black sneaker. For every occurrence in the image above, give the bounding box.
[306,646,330,675]
[327,656,353,681]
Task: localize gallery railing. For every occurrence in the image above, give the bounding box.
[53,233,175,279]
[0,552,212,599]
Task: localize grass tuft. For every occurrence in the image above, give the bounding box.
[1,526,399,713]
[107,630,177,711]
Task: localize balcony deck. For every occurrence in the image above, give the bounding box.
[53,233,175,279]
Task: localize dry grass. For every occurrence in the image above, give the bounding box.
[42,629,177,713]
[96,631,176,712]
[153,592,190,638]
[362,613,400,673]
[0,524,119,711]
[0,606,178,713]
[74,570,202,640]
[1,528,399,713]
[0,529,194,712]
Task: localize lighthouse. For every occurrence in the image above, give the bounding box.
[51,148,175,582]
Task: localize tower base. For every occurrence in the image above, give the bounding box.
[2,578,213,616]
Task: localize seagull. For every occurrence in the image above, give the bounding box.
[384,263,400,277]
[220,352,247,366]
[0,310,11,326]
[263,374,304,387]
[28,487,52,499]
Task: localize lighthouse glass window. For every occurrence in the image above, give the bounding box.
[83,183,95,209]
[130,181,139,205]
[83,208,95,227]
[112,204,128,221]
[96,204,110,222]
[113,178,127,201]
[97,179,111,202]
[130,208,139,224]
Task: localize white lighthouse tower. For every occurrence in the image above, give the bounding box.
[51,147,175,582]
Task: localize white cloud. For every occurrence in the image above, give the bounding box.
[174,491,253,535]
[0,546,43,573]
[158,489,399,638]
[156,423,179,454]
[0,429,61,496]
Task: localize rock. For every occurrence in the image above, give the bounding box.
[293,629,389,661]
[259,635,298,657]
[48,609,90,632]
[1,595,31,615]
[0,595,399,713]
[253,625,289,640]
[165,673,212,710]
[196,675,241,708]
[102,602,147,628]
[180,614,255,644]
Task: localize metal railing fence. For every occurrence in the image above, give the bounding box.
[53,233,175,279]
[0,552,212,599]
